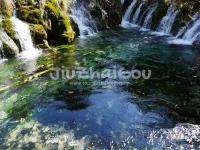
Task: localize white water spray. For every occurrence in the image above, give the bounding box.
[122,0,137,23]
[11,17,41,60]
[169,13,200,45]
[132,3,144,24]
[70,0,98,37]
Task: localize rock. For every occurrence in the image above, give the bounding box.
[45,0,75,44]
[30,24,47,44]
[1,18,15,39]
[0,30,19,58]
[86,0,122,30]
[16,5,44,25]
[194,35,200,50]
[0,0,14,18]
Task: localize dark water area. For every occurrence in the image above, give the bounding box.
[0,27,200,149]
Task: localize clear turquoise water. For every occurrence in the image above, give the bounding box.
[0,27,199,149]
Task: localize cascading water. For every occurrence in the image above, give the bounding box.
[169,12,200,45]
[132,3,144,24]
[121,0,138,28]
[180,15,200,43]
[70,0,98,37]
[11,17,41,60]
[121,0,137,25]
[142,5,157,29]
[157,5,179,34]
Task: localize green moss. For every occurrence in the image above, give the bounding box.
[30,24,47,44]
[2,18,15,39]
[45,0,75,43]
[17,6,44,24]
[0,0,13,18]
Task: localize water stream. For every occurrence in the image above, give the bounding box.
[142,5,157,29]
[157,5,179,34]
[70,0,98,37]
[122,0,137,25]
[132,3,144,24]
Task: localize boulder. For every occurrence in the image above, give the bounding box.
[0,30,19,58]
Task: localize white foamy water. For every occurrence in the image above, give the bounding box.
[148,123,200,149]
[11,17,41,60]
[122,0,137,23]
[142,5,157,29]
[132,3,144,24]
[70,0,97,37]
[0,58,8,64]
[169,13,200,45]
[157,5,179,34]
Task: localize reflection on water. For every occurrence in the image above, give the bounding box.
[0,28,200,149]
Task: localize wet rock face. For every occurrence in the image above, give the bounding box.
[0,30,19,58]
[86,0,122,30]
[194,35,200,50]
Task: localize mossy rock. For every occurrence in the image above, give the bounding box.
[17,6,44,24]
[30,24,47,44]
[1,18,15,39]
[0,0,14,18]
[0,31,19,58]
[45,0,75,44]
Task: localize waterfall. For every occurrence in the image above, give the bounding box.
[169,13,200,45]
[11,17,41,60]
[142,5,157,29]
[132,3,144,24]
[70,0,98,37]
[157,5,179,34]
[122,0,137,22]
[180,17,200,43]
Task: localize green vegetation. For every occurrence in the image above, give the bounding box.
[17,6,44,24]
[1,18,15,39]
[30,24,47,44]
[0,0,13,18]
[45,0,75,43]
